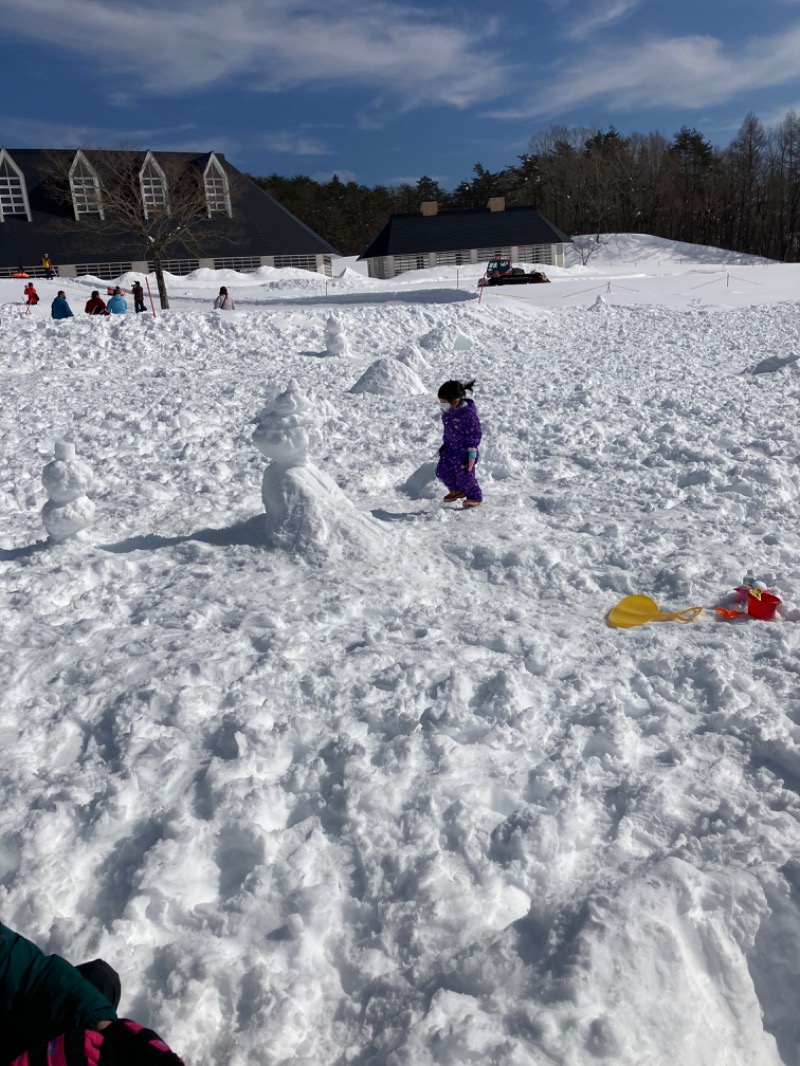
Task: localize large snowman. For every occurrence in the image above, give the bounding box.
[251,381,381,560]
[41,441,96,542]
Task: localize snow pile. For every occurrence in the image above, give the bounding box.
[395,343,430,370]
[349,357,427,395]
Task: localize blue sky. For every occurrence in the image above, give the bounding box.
[2,0,799,189]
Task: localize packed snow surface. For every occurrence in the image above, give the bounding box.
[2,235,800,1066]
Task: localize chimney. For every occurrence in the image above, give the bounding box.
[487,196,506,212]
[420,200,438,216]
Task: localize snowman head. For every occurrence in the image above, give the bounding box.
[252,381,320,466]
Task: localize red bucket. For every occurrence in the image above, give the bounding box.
[747,590,781,620]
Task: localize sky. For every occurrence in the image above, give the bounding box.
[3,0,800,190]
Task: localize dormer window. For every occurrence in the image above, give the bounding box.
[0,150,31,221]
[140,152,168,217]
[69,151,104,219]
[204,154,231,217]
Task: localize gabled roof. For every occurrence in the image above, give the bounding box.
[0,148,339,268]
[359,204,571,259]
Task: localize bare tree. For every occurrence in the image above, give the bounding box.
[47,149,242,309]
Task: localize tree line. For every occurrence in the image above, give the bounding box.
[252,110,800,261]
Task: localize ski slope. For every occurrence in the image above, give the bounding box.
[1,235,800,1066]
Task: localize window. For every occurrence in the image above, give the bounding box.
[476,247,512,260]
[204,154,231,217]
[69,151,104,219]
[517,245,554,265]
[73,261,133,279]
[435,250,468,266]
[0,150,31,221]
[273,255,318,272]
[392,254,428,275]
[147,258,200,276]
[213,257,262,272]
[140,152,168,217]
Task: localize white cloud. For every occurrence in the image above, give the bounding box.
[564,0,643,41]
[0,116,206,149]
[487,26,800,120]
[1,0,511,110]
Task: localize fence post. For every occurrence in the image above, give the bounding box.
[145,278,157,317]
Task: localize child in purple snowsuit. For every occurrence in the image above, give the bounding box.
[436,379,483,508]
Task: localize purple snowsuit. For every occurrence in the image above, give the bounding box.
[436,397,483,502]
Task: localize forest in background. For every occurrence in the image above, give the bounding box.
[252,110,800,261]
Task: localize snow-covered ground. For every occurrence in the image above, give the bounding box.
[2,235,800,1066]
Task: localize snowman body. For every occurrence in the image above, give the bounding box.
[251,383,380,559]
[324,314,349,357]
[41,441,96,541]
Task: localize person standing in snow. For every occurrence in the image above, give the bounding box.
[51,291,74,320]
[107,288,127,314]
[85,291,109,316]
[41,254,55,280]
[23,282,39,306]
[131,280,146,313]
[436,379,483,509]
[213,286,235,310]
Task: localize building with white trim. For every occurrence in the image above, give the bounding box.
[359,198,570,279]
[0,148,339,279]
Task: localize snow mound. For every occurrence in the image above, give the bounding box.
[395,344,430,371]
[566,232,777,268]
[349,358,426,396]
[261,464,383,561]
[418,327,451,351]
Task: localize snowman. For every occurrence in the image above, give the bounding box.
[41,441,96,542]
[251,381,381,560]
[324,314,349,357]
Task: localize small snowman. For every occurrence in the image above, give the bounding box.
[41,441,96,542]
[324,314,349,357]
[251,381,381,559]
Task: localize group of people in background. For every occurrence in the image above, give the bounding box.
[41,280,147,319]
[17,276,234,318]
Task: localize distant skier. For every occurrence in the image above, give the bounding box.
[213,285,235,310]
[51,291,74,319]
[23,282,39,306]
[436,378,483,508]
[131,279,146,313]
[85,291,109,316]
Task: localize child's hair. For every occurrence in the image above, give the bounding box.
[437,379,476,403]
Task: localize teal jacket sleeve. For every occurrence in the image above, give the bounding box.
[0,923,117,1061]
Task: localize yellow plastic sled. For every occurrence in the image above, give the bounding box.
[608,595,703,629]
